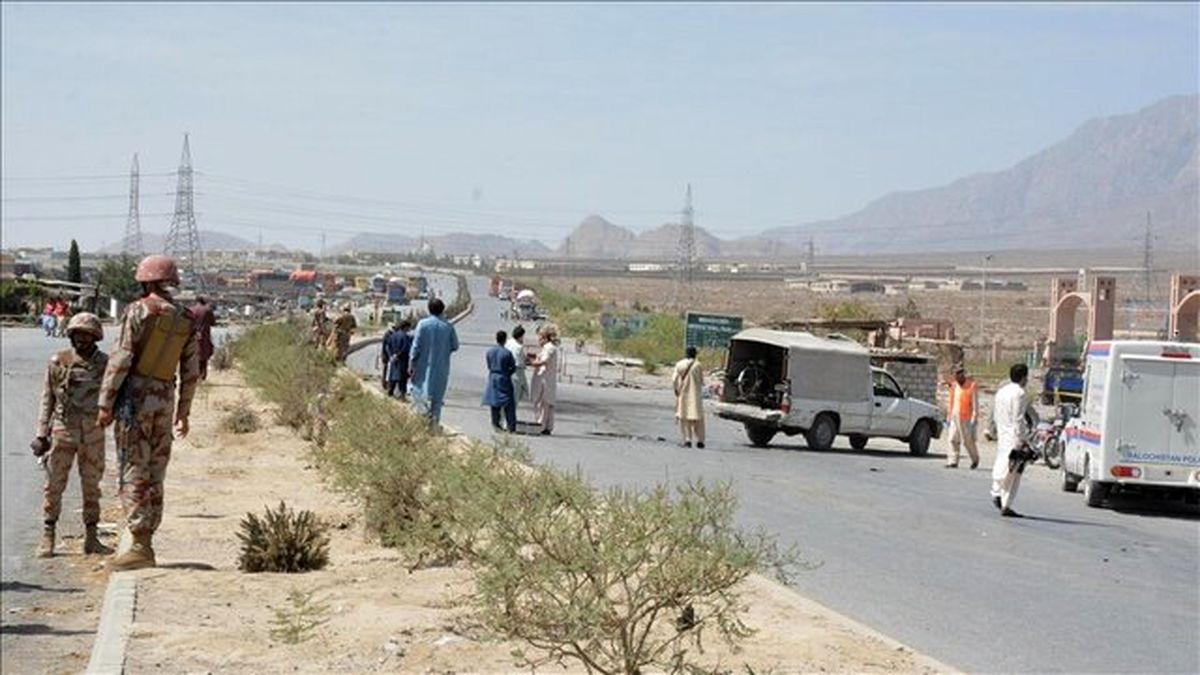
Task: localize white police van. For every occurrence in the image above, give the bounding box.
[1061,340,1200,507]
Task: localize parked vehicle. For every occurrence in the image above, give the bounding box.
[1042,364,1084,405]
[1031,403,1076,469]
[1061,341,1200,508]
[713,329,944,453]
[386,278,409,305]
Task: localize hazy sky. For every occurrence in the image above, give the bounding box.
[2,2,1197,252]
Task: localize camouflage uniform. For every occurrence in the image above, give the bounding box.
[37,347,109,525]
[310,308,331,347]
[330,311,356,363]
[99,294,200,537]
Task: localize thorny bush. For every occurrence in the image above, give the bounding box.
[237,501,330,573]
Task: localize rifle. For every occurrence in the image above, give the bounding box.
[114,382,137,491]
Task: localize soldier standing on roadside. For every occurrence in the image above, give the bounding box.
[31,312,112,558]
[329,303,357,363]
[310,298,331,347]
[96,254,200,571]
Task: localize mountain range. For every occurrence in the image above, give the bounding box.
[762,94,1199,255]
[113,94,1197,260]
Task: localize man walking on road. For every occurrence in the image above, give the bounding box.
[96,254,200,571]
[31,312,111,558]
[409,298,459,424]
[672,346,706,448]
[945,365,979,469]
[482,330,518,432]
[991,363,1031,517]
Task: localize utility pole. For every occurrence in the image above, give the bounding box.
[121,153,142,257]
[163,133,204,289]
[675,183,696,311]
[1141,211,1154,306]
[979,254,993,352]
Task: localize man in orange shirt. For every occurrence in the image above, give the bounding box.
[945,365,980,469]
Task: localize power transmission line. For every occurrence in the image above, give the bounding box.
[122,153,143,256]
[163,133,204,289]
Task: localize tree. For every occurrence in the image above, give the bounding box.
[894,297,922,319]
[67,240,82,284]
[98,256,141,305]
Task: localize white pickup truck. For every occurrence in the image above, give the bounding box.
[1062,340,1200,508]
[713,329,944,454]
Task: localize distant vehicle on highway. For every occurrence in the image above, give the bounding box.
[714,329,944,454]
[1042,364,1084,404]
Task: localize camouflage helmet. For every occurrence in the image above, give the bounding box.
[66,312,104,340]
[341,303,352,311]
[135,254,181,285]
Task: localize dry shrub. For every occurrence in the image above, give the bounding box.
[234,321,336,429]
[237,501,330,573]
[221,406,260,434]
[473,478,795,674]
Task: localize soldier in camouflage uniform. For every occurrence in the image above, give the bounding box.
[32,312,111,558]
[329,303,357,363]
[310,298,331,348]
[97,254,200,571]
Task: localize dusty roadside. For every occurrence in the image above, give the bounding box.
[121,366,951,673]
[1,459,122,675]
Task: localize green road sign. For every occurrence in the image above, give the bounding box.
[685,312,743,350]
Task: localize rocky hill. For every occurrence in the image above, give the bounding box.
[331,232,551,257]
[763,94,1200,254]
[99,230,264,255]
[558,215,799,260]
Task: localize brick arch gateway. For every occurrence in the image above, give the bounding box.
[1047,276,1115,362]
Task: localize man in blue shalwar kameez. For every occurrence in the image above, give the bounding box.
[482,330,517,432]
[408,298,459,423]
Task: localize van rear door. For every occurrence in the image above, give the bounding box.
[1117,358,1174,463]
[1170,361,1199,461]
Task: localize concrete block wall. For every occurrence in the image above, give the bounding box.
[881,361,940,406]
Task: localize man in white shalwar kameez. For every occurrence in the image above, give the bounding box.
[991,363,1031,517]
[672,346,706,448]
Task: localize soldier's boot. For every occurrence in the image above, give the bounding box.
[36,523,55,558]
[83,524,113,555]
[109,532,156,571]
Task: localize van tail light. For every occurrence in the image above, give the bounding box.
[1110,465,1142,479]
[780,391,792,414]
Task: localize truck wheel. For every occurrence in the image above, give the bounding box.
[805,414,837,451]
[1062,468,1080,493]
[1083,476,1111,508]
[848,434,869,451]
[908,420,932,456]
[744,423,776,448]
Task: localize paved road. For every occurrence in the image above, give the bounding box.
[352,276,1199,674]
[2,325,236,578]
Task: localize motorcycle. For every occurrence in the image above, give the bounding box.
[1029,403,1077,470]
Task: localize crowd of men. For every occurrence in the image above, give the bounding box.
[28,259,1040,568]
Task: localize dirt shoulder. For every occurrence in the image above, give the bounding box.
[122,366,952,673]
